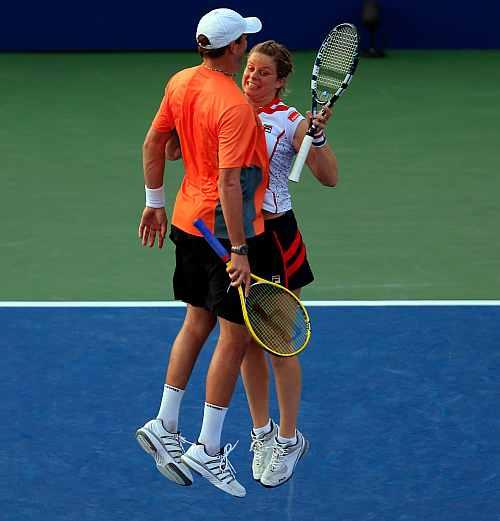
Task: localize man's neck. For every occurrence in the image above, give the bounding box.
[202,58,236,77]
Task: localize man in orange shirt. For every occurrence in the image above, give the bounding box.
[135,9,268,497]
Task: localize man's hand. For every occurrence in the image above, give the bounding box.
[138,207,168,248]
[227,253,251,296]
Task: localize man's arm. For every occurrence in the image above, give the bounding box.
[143,127,172,187]
[217,103,263,291]
[165,129,181,161]
[218,168,246,246]
[218,167,251,291]
[138,127,172,248]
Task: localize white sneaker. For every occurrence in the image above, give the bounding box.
[181,442,246,497]
[260,430,309,488]
[250,419,278,481]
[136,419,193,486]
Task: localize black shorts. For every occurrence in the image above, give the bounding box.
[169,225,270,325]
[263,210,314,291]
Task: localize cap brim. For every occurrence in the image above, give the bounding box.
[243,17,262,34]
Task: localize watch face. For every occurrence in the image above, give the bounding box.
[232,245,248,255]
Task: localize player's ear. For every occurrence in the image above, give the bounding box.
[228,39,240,54]
[276,77,286,90]
[228,34,246,54]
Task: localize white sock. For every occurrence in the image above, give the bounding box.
[253,418,272,436]
[198,402,228,456]
[277,428,297,446]
[157,384,185,432]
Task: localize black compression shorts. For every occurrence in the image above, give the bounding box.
[169,225,270,324]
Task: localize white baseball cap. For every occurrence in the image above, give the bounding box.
[196,8,262,50]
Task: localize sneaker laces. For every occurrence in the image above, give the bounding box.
[160,431,190,462]
[269,443,288,472]
[250,438,271,466]
[218,441,239,480]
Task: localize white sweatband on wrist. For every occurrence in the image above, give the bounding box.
[312,130,327,148]
[145,185,165,208]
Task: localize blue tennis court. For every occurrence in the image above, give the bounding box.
[1,304,499,521]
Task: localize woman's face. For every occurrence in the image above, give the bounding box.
[242,51,285,104]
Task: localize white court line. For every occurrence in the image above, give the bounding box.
[0,300,499,308]
[305,300,500,307]
[0,301,186,308]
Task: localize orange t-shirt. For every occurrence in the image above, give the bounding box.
[152,65,269,238]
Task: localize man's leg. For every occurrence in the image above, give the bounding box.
[165,304,217,390]
[136,304,216,486]
[181,317,251,497]
[205,317,250,406]
[155,304,216,431]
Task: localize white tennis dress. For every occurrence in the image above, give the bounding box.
[257,98,305,214]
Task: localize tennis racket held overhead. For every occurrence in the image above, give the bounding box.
[289,23,360,183]
[193,218,311,357]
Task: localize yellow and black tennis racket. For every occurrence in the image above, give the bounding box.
[194,219,311,357]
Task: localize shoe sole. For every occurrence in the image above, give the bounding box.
[181,453,246,498]
[260,438,310,489]
[136,429,193,486]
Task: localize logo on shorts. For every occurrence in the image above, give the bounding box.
[264,124,273,133]
[288,111,299,122]
[272,275,281,284]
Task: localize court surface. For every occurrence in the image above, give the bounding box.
[2,47,499,521]
[1,303,498,521]
[2,51,500,301]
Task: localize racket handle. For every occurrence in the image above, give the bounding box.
[193,218,231,263]
[288,134,314,182]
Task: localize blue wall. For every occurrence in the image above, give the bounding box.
[0,0,498,50]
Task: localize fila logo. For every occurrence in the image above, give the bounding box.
[272,275,281,284]
[288,110,299,122]
[264,124,273,133]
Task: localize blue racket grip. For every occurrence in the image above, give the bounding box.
[193,219,231,263]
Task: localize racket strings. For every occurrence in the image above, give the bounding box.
[316,26,358,101]
[245,282,309,356]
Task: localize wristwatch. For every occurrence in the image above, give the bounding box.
[231,244,249,255]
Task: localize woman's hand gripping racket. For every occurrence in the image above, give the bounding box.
[289,23,360,183]
[194,219,311,357]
